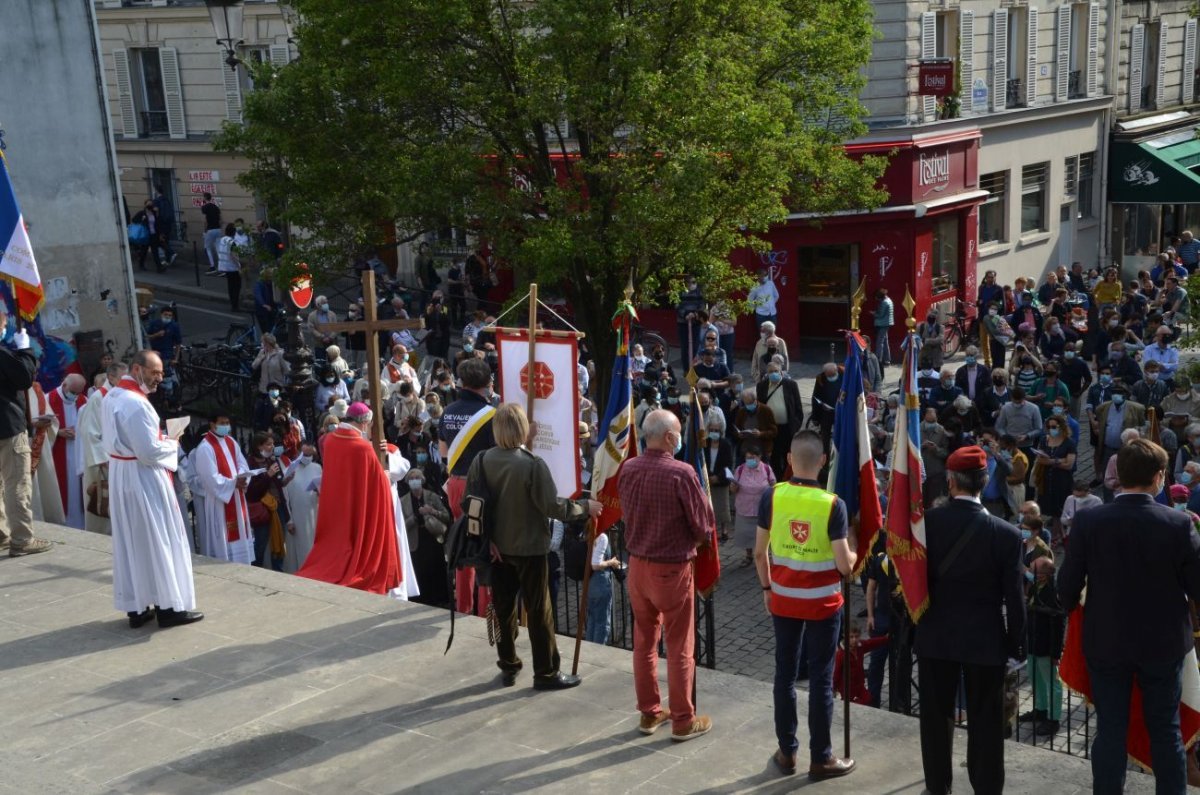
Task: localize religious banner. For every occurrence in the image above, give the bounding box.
[495,330,582,498]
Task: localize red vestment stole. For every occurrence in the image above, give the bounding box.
[48,386,86,509]
[205,432,251,542]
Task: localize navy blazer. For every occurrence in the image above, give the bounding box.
[1058,492,1200,666]
[914,498,1026,666]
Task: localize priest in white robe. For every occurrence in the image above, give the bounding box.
[49,374,88,528]
[282,440,321,573]
[101,351,202,629]
[385,441,420,601]
[192,414,254,564]
[26,381,64,525]
[76,364,126,535]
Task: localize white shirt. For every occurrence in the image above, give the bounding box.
[749,279,779,316]
[217,236,239,273]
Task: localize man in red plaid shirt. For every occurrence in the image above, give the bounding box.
[618,409,715,742]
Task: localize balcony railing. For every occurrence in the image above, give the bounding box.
[1006,78,1024,109]
[1142,84,1155,110]
[1068,70,1084,99]
[138,110,169,138]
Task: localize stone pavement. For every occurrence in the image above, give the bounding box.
[0,524,1153,794]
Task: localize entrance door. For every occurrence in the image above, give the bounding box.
[148,167,179,240]
[1058,203,1074,268]
[796,244,857,343]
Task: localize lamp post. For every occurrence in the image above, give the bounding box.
[204,0,244,71]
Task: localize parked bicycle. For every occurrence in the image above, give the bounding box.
[942,299,978,358]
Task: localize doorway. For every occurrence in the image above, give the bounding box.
[147,167,179,241]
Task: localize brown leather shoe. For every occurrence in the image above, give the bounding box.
[670,715,712,742]
[808,756,855,779]
[772,749,797,775]
[638,710,670,736]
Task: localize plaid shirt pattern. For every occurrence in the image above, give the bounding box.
[619,449,715,562]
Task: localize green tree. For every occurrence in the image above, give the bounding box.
[217,0,886,407]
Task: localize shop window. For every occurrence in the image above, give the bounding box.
[930,216,960,295]
[979,171,1007,245]
[796,245,856,301]
[1021,162,1048,234]
[1122,204,1163,256]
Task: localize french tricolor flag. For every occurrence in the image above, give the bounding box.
[0,154,44,321]
[828,331,882,574]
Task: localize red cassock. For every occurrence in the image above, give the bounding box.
[48,386,86,513]
[297,428,401,594]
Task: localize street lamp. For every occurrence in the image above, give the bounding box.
[204,0,244,71]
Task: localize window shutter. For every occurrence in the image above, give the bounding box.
[222,61,242,123]
[113,48,137,138]
[1184,19,1197,104]
[1087,3,1100,96]
[961,11,975,113]
[922,12,937,121]
[159,47,187,140]
[1026,8,1039,107]
[1130,24,1145,113]
[1156,22,1169,109]
[269,44,291,67]
[1056,6,1071,101]
[993,9,1009,112]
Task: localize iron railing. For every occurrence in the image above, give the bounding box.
[1006,78,1025,108]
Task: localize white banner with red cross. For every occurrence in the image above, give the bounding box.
[495,330,582,499]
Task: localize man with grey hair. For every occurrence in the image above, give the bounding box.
[0,306,51,556]
[619,408,715,742]
[954,345,987,402]
[49,372,89,528]
[752,321,789,383]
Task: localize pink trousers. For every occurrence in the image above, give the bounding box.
[628,556,696,733]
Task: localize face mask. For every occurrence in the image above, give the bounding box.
[416,452,429,463]
[214,424,231,437]
[1052,406,1064,416]
[1113,394,1125,406]
[965,356,976,366]
[1109,319,1119,328]
[325,425,338,434]
[766,347,777,355]
[1099,375,1112,386]
[1049,428,1061,438]
[993,380,1005,388]
[707,431,721,441]
[768,372,782,383]
[403,353,410,363]
[273,445,285,457]
[941,380,953,389]
[1020,529,1031,541]
[746,459,760,469]
[956,408,968,416]
[298,455,311,466]
[1065,351,1075,360]
[667,397,679,405]
[1176,503,1189,512]
[989,308,998,316]
[922,421,937,431]
[673,435,683,455]
[927,315,936,323]
[161,316,174,324]
[463,344,474,354]
[1024,570,1035,583]
[269,389,280,399]
[324,378,336,385]
[1147,373,1159,383]
[1110,351,1123,359]
[744,403,757,413]
[407,479,423,492]
[431,418,440,428]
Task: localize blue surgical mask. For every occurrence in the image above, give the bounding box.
[673,435,683,455]
[1113,394,1125,406]
[708,431,721,441]
[1052,407,1064,416]
[768,372,783,383]
[1065,351,1076,360]
[1099,375,1112,385]
[214,424,231,437]
[1049,428,1061,437]
[746,458,760,469]
[269,389,280,399]
[403,353,410,363]
[1175,503,1189,512]
[1182,471,1194,485]
[273,445,285,457]
[1024,570,1035,583]
[463,344,474,354]
[744,403,757,413]
[416,452,429,463]
[1020,529,1031,541]
[965,356,976,366]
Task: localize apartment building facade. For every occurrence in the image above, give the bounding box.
[94,0,293,250]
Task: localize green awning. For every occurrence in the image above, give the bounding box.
[1109,134,1200,204]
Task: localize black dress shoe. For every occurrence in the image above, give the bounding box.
[532,672,581,691]
[157,609,204,628]
[501,670,518,687]
[127,608,156,629]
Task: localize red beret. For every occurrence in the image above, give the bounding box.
[946,445,988,472]
[1170,484,1191,502]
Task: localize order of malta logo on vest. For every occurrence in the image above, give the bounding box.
[790,519,811,544]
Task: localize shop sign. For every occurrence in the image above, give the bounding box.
[918,149,951,195]
[918,61,955,97]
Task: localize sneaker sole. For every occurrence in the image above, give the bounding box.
[638,717,670,736]
[671,724,712,742]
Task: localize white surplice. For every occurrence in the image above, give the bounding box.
[54,386,85,529]
[26,385,64,524]
[192,433,254,564]
[282,459,322,573]
[101,380,195,613]
[76,388,111,535]
[385,447,419,600]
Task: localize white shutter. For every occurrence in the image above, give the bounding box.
[922,12,938,121]
[1056,6,1072,101]
[993,9,1009,111]
[159,47,187,140]
[1087,3,1100,96]
[1184,19,1197,104]
[222,61,242,123]
[113,48,137,138]
[1156,22,1169,109]
[961,11,975,113]
[269,44,291,67]
[1026,8,1039,107]
[1130,24,1145,113]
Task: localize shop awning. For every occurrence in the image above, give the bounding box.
[1109,130,1200,204]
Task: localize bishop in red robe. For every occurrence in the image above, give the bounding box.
[49,373,88,528]
[297,402,402,594]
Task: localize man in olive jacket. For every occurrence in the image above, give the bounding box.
[468,403,602,690]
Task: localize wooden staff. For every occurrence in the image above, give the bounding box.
[571,516,596,676]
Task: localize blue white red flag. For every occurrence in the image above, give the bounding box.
[828,331,882,575]
[0,154,44,321]
[591,300,638,534]
[885,332,930,621]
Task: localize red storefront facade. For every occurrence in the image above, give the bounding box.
[640,128,986,354]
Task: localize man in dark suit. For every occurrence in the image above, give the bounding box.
[1058,439,1200,794]
[916,445,1025,795]
[954,346,989,402]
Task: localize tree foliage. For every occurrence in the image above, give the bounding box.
[217,0,886,403]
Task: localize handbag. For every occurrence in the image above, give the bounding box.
[128,222,149,246]
[248,500,270,526]
[86,468,110,518]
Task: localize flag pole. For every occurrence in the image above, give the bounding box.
[842,278,867,759]
[571,516,596,675]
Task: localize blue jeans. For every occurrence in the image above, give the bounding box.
[875,329,891,366]
[773,611,841,764]
[585,571,613,645]
[867,622,890,707]
[1088,656,1186,795]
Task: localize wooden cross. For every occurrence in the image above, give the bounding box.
[312,270,425,462]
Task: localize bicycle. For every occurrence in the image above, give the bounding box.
[942,299,978,358]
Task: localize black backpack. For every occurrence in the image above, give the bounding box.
[442,449,496,653]
[562,521,589,581]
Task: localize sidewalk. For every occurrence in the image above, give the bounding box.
[0,524,1148,794]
